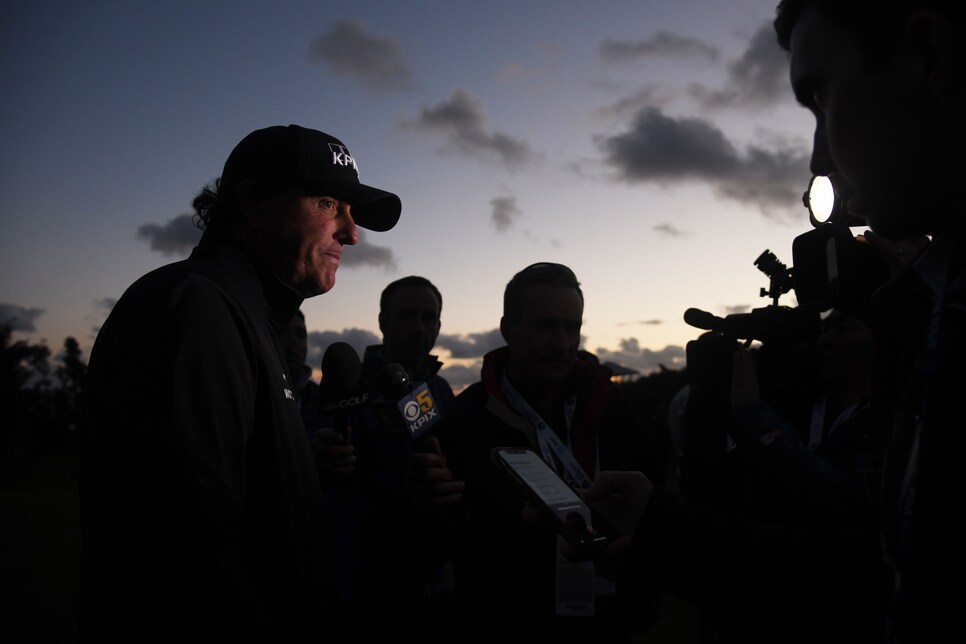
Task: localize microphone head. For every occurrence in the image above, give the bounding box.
[376,363,411,400]
[683,308,719,331]
[320,342,362,394]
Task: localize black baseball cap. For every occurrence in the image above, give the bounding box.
[220,124,401,232]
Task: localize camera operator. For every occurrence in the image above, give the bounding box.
[656,308,885,642]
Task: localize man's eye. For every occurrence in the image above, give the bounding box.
[319,199,338,212]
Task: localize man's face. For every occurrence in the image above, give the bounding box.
[379,286,441,370]
[789,7,930,239]
[502,284,583,386]
[247,193,358,296]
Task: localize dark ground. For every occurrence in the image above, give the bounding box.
[0,450,698,643]
[1,451,80,643]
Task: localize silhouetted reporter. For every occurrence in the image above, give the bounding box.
[315,276,459,628]
[81,125,400,642]
[414,263,662,642]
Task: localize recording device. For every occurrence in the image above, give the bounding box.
[374,363,442,441]
[318,342,369,435]
[490,447,617,557]
[682,174,887,426]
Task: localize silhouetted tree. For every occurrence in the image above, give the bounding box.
[1,328,87,458]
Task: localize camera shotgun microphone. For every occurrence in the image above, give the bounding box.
[318,342,368,436]
[683,308,720,331]
[374,363,442,441]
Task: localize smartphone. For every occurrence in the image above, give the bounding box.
[490,447,616,556]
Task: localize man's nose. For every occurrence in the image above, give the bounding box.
[337,203,359,245]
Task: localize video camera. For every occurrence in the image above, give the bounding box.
[683,175,890,410]
[686,174,889,345]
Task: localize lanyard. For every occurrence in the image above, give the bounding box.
[808,395,862,452]
[500,373,592,490]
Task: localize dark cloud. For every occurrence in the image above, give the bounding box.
[687,21,790,109]
[95,298,117,313]
[617,319,663,327]
[593,84,674,121]
[593,337,686,374]
[306,328,381,370]
[308,19,415,91]
[491,196,522,232]
[654,223,689,238]
[403,90,533,167]
[341,233,398,271]
[600,31,719,63]
[439,362,482,391]
[137,214,201,257]
[599,106,808,214]
[0,303,44,332]
[436,328,504,360]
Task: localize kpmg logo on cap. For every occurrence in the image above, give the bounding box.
[328,143,359,176]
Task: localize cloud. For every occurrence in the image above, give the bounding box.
[687,21,790,109]
[600,31,719,63]
[491,196,522,232]
[436,328,505,360]
[599,106,808,215]
[439,361,482,391]
[617,319,663,327]
[593,84,675,121]
[403,90,533,167]
[137,214,201,257]
[341,232,397,270]
[306,328,381,370]
[654,223,689,238]
[308,19,415,91]
[593,337,687,374]
[0,303,44,332]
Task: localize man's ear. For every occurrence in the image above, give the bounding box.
[904,10,958,100]
[499,315,512,345]
[378,312,387,335]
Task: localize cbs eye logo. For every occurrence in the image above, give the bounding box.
[404,400,422,421]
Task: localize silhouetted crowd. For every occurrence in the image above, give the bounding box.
[73,2,964,642]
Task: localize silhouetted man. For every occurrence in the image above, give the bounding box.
[81,125,400,642]
[426,262,659,642]
[316,276,458,624]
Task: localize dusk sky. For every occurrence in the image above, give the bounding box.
[1,0,821,389]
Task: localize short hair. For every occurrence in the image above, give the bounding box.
[379,276,443,318]
[774,1,963,57]
[503,262,583,323]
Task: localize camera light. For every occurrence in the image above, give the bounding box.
[803,175,836,226]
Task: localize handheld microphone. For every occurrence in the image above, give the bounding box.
[374,363,442,441]
[318,342,368,435]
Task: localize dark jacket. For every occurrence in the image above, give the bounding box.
[81,235,327,642]
[872,236,966,642]
[439,347,660,642]
[321,344,457,617]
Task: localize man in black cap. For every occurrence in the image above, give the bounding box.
[81,125,401,642]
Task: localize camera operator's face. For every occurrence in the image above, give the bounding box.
[789,7,933,240]
[502,284,583,386]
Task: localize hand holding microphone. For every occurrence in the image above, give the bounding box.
[315,342,367,478]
